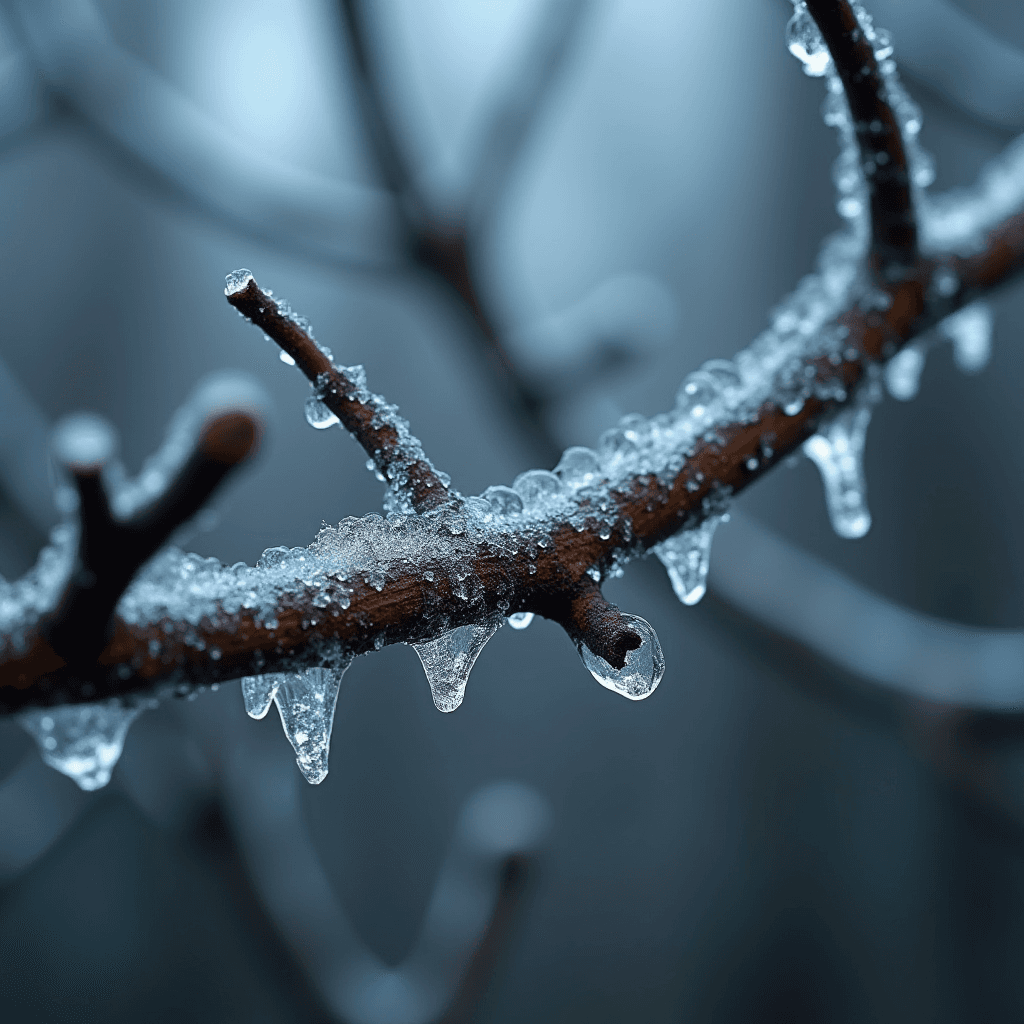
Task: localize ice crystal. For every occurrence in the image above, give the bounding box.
[413,620,501,713]
[579,615,664,701]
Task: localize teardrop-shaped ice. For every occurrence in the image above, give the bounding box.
[413,620,501,713]
[555,446,602,490]
[241,674,284,719]
[304,396,339,430]
[272,663,352,784]
[508,612,534,630]
[803,404,873,539]
[884,343,926,401]
[942,302,993,374]
[654,516,724,606]
[578,614,665,701]
[513,469,566,511]
[19,701,143,791]
[787,5,831,77]
[482,485,523,517]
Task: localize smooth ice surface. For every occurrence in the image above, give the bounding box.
[884,343,926,401]
[655,515,726,606]
[413,620,501,713]
[19,701,142,791]
[508,612,534,630]
[579,614,664,701]
[804,400,874,539]
[272,664,351,784]
[942,302,993,374]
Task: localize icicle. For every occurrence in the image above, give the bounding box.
[272,664,351,784]
[413,620,501,713]
[884,343,926,401]
[508,612,534,630]
[654,516,725,606]
[241,674,283,719]
[19,702,142,791]
[942,302,993,374]
[578,614,665,701]
[304,396,339,430]
[803,402,874,539]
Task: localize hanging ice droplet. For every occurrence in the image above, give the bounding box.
[508,612,534,630]
[654,516,725,606]
[942,302,993,374]
[280,351,296,366]
[304,396,340,429]
[803,403,873,539]
[19,702,143,791]
[224,268,253,295]
[884,343,926,401]
[413,620,501,713]
[555,446,602,490]
[786,5,831,77]
[578,614,665,701]
[272,663,352,784]
[241,674,283,719]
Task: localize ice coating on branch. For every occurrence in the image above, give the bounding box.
[271,664,351,784]
[942,302,993,374]
[804,396,875,539]
[884,342,926,401]
[224,268,254,295]
[304,396,339,429]
[654,514,727,606]
[19,701,143,791]
[579,615,664,700]
[412,619,501,713]
[787,4,831,77]
[508,612,534,630]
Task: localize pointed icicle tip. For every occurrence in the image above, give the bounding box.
[272,663,351,784]
[19,701,143,791]
[413,619,501,713]
[241,674,283,720]
[579,614,665,701]
[654,515,725,606]
[803,402,873,539]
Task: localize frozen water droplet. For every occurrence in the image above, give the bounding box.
[872,28,893,60]
[272,663,351,784]
[304,396,339,429]
[654,516,725,606]
[19,702,142,791]
[513,469,566,511]
[598,428,639,472]
[279,351,296,366]
[482,485,523,517]
[803,403,873,539]
[225,268,254,295]
[787,6,831,77]
[508,612,534,630]
[413,620,500,713]
[943,302,992,374]
[555,447,602,490]
[579,614,664,701]
[884,343,926,401]
[676,371,720,425]
[241,674,282,719]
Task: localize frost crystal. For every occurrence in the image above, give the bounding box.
[803,398,875,539]
[508,612,534,630]
[654,515,726,606]
[579,615,664,701]
[884,343,926,401]
[304,396,340,430]
[19,702,143,791]
[942,302,993,374]
[413,620,501,713]
[224,268,253,295]
[271,664,351,784]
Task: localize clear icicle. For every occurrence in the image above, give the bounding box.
[884,343,927,401]
[241,674,284,719]
[19,702,143,791]
[579,614,665,701]
[272,664,351,784]
[654,516,725,606]
[508,612,534,630]
[304,396,339,430]
[803,402,873,539]
[413,620,501,713]
[942,302,993,374]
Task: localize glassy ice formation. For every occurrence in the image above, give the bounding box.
[655,513,729,606]
[413,620,502,713]
[579,615,665,700]
[19,701,143,791]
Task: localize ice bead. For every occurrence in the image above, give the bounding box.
[273,664,351,784]
[884,343,926,401]
[654,515,725,606]
[304,396,339,429]
[579,614,664,701]
[676,371,720,426]
[19,702,143,791]
[942,302,993,374]
[508,612,534,630]
[482,485,523,517]
[787,4,831,77]
[803,403,873,539]
[413,620,501,713]
[513,469,566,511]
[224,268,253,295]
[555,446,602,490]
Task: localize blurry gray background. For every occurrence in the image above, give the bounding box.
[2,1,1024,1021]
